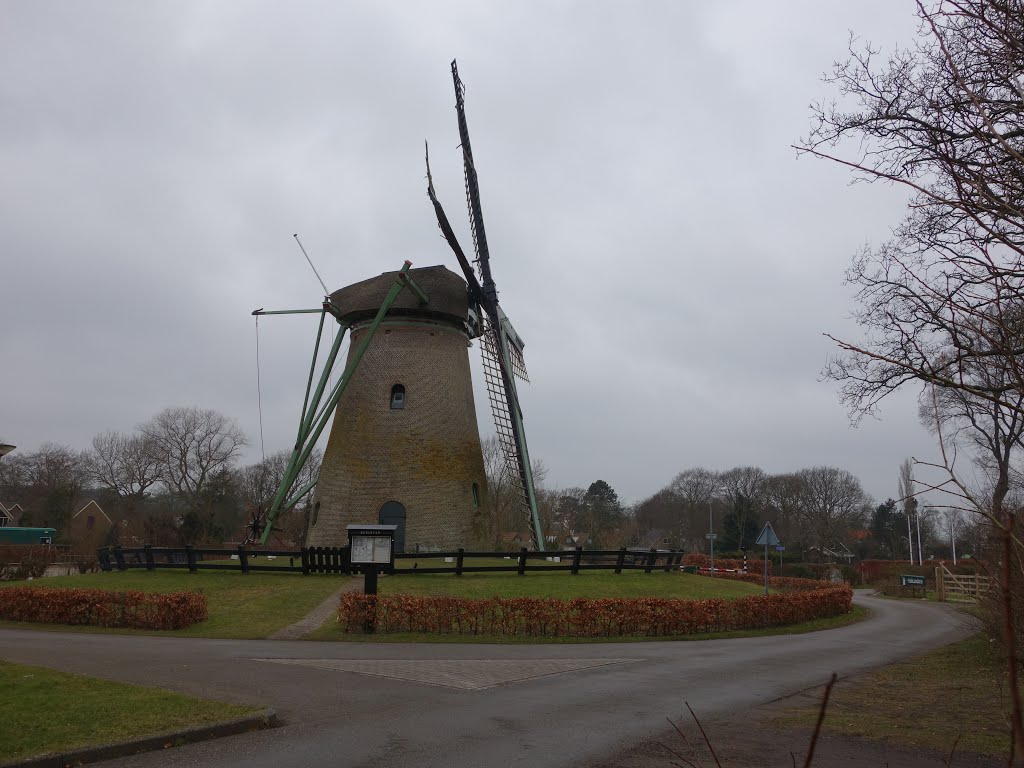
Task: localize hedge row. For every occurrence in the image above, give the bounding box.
[713,572,842,591]
[0,587,208,629]
[681,553,770,572]
[337,585,852,637]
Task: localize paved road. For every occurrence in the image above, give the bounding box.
[0,594,973,768]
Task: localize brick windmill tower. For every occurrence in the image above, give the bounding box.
[253,61,544,553]
[304,265,489,552]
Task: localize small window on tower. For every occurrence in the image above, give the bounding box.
[391,384,406,410]
[472,483,480,508]
[87,515,95,530]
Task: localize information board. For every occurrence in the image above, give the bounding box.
[350,535,393,565]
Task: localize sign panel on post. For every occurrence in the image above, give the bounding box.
[755,522,782,596]
[900,574,927,587]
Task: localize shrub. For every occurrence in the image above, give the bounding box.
[337,583,852,637]
[0,587,207,630]
[681,553,770,572]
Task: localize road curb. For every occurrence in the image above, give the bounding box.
[1,708,278,768]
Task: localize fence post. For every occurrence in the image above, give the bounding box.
[456,547,465,576]
[237,544,249,574]
[571,546,583,575]
[300,547,310,576]
[615,547,626,574]
[644,547,656,574]
[517,547,528,576]
[113,546,126,571]
[935,565,944,601]
[143,544,154,571]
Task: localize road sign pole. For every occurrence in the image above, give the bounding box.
[764,538,769,595]
[755,521,781,596]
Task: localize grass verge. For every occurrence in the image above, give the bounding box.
[0,661,259,763]
[0,570,346,639]
[772,632,1013,757]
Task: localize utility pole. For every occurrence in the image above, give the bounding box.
[707,499,716,576]
[906,505,915,565]
[915,507,924,564]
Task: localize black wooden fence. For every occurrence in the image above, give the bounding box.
[97,545,685,577]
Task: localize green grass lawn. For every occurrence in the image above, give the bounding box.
[0,570,347,639]
[0,661,260,763]
[378,569,765,600]
[773,632,1013,757]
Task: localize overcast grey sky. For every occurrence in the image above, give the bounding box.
[1,1,942,506]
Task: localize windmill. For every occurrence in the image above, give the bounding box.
[254,61,544,552]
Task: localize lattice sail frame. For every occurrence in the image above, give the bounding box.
[480,318,535,533]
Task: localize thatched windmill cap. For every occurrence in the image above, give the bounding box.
[329,264,469,327]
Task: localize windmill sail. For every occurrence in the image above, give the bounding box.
[450,59,544,550]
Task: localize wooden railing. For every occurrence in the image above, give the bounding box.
[97,545,686,576]
[935,564,993,601]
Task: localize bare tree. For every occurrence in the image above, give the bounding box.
[239,449,320,511]
[668,467,720,552]
[801,1,1024,421]
[141,407,246,508]
[239,448,322,544]
[88,431,160,502]
[802,2,1024,755]
[797,467,869,556]
[763,472,810,553]
[718,467,766,551]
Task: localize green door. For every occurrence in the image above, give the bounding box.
[378,501,406,553]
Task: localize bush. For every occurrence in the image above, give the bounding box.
[681,553,770,572]
[0,587,208,629]
[0,546,58,581]
[777,562,857,583]
[337,581,852,637]
[855,559,974,585]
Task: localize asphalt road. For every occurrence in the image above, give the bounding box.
[0,593,972,768]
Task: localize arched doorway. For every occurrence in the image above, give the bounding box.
[378,501,406,553]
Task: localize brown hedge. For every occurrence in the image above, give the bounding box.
[0,587,208,630]
[337,583,852,637]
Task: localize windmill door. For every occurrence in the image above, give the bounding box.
[378,501,406,553]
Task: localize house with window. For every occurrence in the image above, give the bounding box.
[0,502,24,527]
[68,499,113,546]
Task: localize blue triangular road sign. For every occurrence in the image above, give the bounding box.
[755,521,780,547]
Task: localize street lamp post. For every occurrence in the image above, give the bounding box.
[706,499,717,576]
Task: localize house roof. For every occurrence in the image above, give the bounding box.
[72,499,112,524]
[0,502,23,522]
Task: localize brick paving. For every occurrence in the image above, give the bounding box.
[267,578,361,640]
